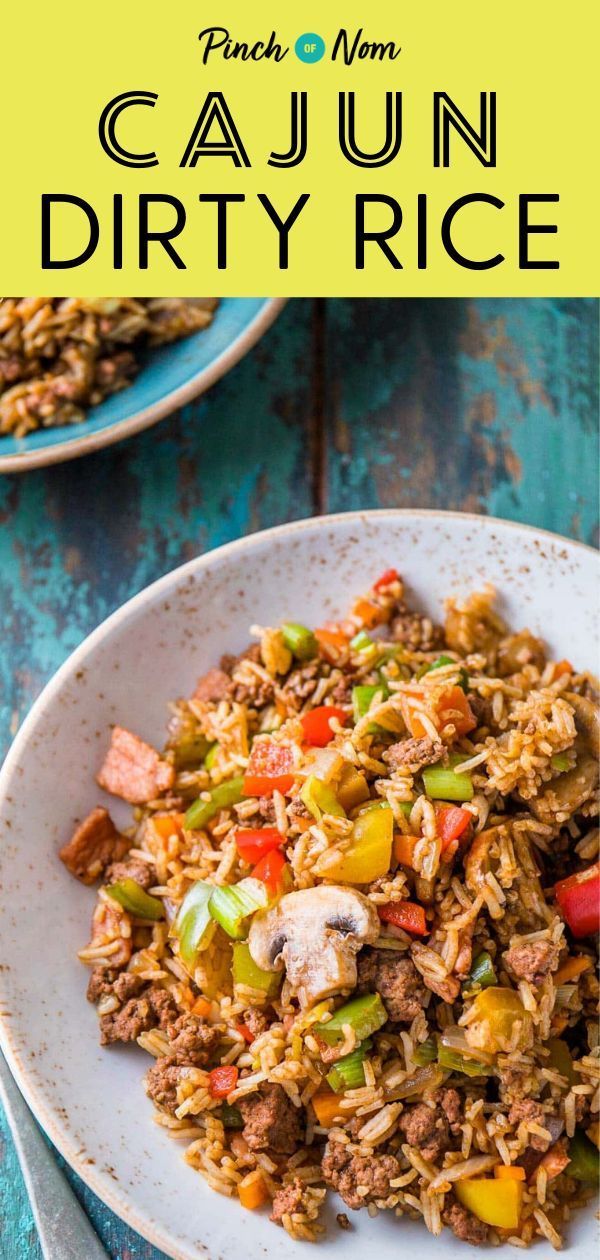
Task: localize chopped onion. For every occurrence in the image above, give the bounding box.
[439,1025,494,1064]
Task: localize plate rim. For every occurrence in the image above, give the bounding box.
[0,297,286,474]
[0,508,597,1258]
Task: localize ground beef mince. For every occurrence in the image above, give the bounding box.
[99,985,179,1045]
[383,736,444,772]
[104,856,156,890]
[321,1140,401,1209]
[145,1060,183,1115]
[508,1099,552,1151]
[398,1098,453,1162]
[97,726,175,805]
[270,1178,306,1224]
[257,795,277,822]
[443,1198,489,1245]
[357,949,426,1022]
[503,939,560,984]
[192,668,231,704]
[239,1083,303,1154]
[435,1087,463,1134]
[163,1014,220,1066]
[87,969,145,1004]
[59,807,130,884]
[243,1008,268,1039]
[390,608,443,652]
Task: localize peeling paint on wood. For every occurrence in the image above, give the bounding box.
[0,297,597,1259]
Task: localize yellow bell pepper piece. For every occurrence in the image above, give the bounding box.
[465,986,532,1055]
[315,805,393,883]
[337,763,370,812]
[300,775,345,821]
[456,1177,522,1229]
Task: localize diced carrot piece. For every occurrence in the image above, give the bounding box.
[151,813,185,839]
[192,996,212,1018]
[312,1088,348,1128]
[437,686,477,737]
[553,660,573,680]
[553,956,593,986]
[495,1164,526,1181]
[394,833,418,868]
[238,1169,270,1210]
[315,626,349,661]
[353,598,386,628]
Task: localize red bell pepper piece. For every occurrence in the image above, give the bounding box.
[208,1065,239,1098]
[252,848,290,898]
[373,567,399,591]
[243,739,295,798]
[300,705,347,747]
[378,900,428,936]
[235,827,282,864]
[236,1023,254,1045]
[555,863,600,938]
[437,805,472,852]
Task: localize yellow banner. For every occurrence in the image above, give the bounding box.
[1,1,597,295]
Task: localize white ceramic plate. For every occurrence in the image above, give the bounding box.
[0,511,598,1259]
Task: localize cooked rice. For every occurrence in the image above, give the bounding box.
[0,297,218,435]
[63,570,599,1246]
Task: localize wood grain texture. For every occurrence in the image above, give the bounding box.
[0,297,597,1260]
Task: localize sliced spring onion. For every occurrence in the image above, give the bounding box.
[422,760,474,802]
[300,774,345,821]
[551,752,571,773]
[105,878,165,921]
[350,629,374,652]
[436,1034,494,1077]
[554,983,577,1010]
[314,993,387,1046]
[412,1037,437,1065]
[355,799,394,816]
[464,950,497,992]
[209,878,269,939]
[172,882,214,964]
[185,776,245,830]
[416,654,455,679]
[204,741,219,771]
[231,941,281,998]
[281,622,317,661]
[326,1039,373,1092]
[352,682,389,723]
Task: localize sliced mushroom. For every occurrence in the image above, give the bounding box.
[529,693,599,824]
[247,885,379,1008]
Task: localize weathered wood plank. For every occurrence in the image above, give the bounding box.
[323,299,599,544]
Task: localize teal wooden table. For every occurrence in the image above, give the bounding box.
[0,298,597,1259]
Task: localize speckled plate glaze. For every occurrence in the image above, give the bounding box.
[0,298,285,473]
[0,511,598,1260]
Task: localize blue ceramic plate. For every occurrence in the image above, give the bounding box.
[0,298,285,473]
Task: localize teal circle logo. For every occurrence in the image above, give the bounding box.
[295,33,325,63]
